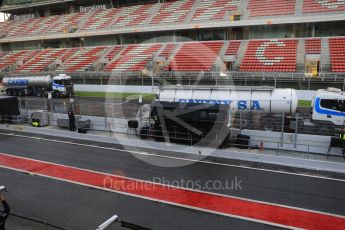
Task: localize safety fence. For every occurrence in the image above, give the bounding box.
[2,71,345,89]
[6,97,344,162]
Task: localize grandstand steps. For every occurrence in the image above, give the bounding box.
[294,0,303,16]
[76,11,94,32]
[211,41,228,72]
[296,39,305,72]
[237,0,250,19]
[107,9,125,28]
[164,43,183,68]
[145,3,162,25]
[104,44,162,71]
[92,46,114,71]
[105,46,127,64]
[41,15,63,34]
[185,0,201,22]
[220,41,230,57]
[233,40,248,71]
[321,37,331,72]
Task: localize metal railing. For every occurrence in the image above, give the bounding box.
[8,212,65,230]
[8,97,345,163]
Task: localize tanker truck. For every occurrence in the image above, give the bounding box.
[145,86,345,143]
[2,74,73,97]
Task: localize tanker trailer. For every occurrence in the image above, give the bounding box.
[2,74,73,97]
[149,86,298,145]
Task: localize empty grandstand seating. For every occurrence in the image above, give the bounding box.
[104,44,162,71]
[47,12,86,34]
[81,8,120,31]
[305,38,321,54]
[167,41,223,71]
[150,0,194,24]
[105,46,125,60]
[15,49,68,73]
[247,0,295,17]
[303,0,345,13]
[158,44,176,58]
[57,47,107,72]
[329,38,345,72]
[112,3,154,27]
[0,50,35,70]
[6,18,37,37]
[225,41,241,55]
[240,39,298,72]
[192,0,240,21]
[25,15,61,36]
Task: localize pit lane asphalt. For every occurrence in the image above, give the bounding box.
[0,132,344,229]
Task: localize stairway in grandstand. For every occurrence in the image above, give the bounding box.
[112,3,155,28]
[56,47,107,72]
[321,38,331,72]
[233,40,248,71]
[104,44,162,71]
[149,0,194,24]
[296,39,305,72]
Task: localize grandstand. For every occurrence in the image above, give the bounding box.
[0,0,344,87]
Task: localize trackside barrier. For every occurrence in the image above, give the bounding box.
[11,97,345,162]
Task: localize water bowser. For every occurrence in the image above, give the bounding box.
[156,86,298,115]
[2,74,73,97]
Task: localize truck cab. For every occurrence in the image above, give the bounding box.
[312,88,345,126]
[52,74,74,97]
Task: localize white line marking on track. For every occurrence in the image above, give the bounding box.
[1,132,345,184]
[0,160,304,230]
[1,151,345,220]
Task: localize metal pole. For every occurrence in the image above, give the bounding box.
[294,113,298,148]
[280,112,285,147]
[239,111,242,133]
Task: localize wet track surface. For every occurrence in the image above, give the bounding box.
[0,132,344,229]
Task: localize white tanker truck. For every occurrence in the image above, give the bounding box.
[147,86,345,142]
[2,74,74,97]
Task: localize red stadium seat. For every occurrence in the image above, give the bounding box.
[240,39,298,72]
[167,41,223,71]
[247,0,295,17]
[329,38,345,73]
[104,44,162,71]
[303,0,345,14]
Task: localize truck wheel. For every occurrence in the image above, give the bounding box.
[18,90,23,97]
[55,92,60,98]
[6,89,11,96]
